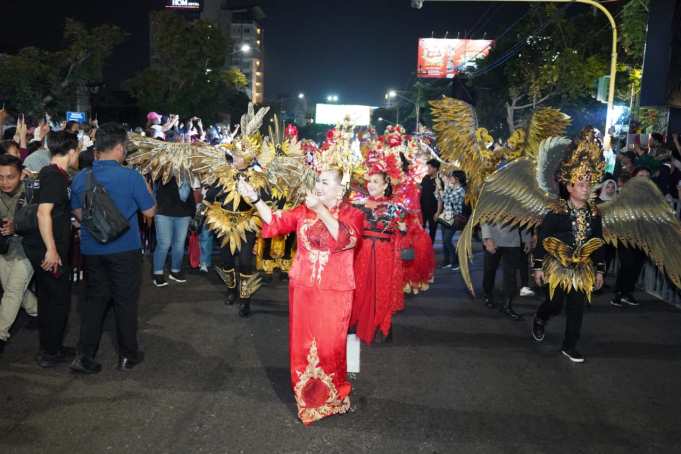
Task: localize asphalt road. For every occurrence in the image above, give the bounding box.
[1,247,680,454]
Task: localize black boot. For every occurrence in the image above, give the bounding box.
[238,299,251,318]
[502,298,523,321]
[484,295,496,309]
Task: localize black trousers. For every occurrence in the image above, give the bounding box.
[79,250,142,359]
[536,288,586,350]
[483,247,521,300]
[421,209,438,243]
[222,231,256,274]
[615,246,646,295]
[26,249,72,356]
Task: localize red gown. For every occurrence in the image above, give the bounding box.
[261,202,364,425]
[351,197,405,344]
[395,179,435,294]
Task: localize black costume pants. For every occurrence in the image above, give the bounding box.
[483,247,521,300]
[79,250,142,359]
[615,246,646,295]
[536,288,586,350]
[26,249,72,356]
[222,232,257,274]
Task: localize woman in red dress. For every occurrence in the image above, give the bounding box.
[237,169,364,425]
[395,169,436,294]
[351,163,406,344]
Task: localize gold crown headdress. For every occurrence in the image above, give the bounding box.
[219,103,270,164]
[316,118,363,188]
[559,137,605,186]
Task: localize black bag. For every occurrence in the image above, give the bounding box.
[80,170,130,244]
[14,180,39,236]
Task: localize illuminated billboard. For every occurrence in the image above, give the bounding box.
[166,0,201,10]
[315,104,374,126]
[417,38,494,78]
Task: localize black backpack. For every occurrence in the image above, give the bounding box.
[81,170,130,243]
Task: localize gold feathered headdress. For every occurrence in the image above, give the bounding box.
[559,138,605,186]
[316,118,363,188]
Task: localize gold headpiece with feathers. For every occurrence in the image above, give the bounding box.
[559,137,605,186]
[316,118,363,189]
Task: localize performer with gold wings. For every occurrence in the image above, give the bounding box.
[457,133,681,363]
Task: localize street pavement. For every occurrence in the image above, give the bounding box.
[1,245,680,454]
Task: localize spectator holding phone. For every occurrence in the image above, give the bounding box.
[21,130,79,368]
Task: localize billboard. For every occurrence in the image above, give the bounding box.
[166,0,201,10]
[66,112,87,124]
[417,38,494,79]
[315,104,374,126]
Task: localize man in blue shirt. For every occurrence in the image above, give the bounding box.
[69,123,156,374]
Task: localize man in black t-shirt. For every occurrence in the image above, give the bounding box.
[420,159,443,242]
[22,131,79,368]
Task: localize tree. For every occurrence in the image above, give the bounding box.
[126,11,249,123]
[471,5,610,135]
[0,19,126,114]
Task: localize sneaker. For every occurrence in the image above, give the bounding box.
[519,286,535,297]
[169,271,187,283]
[621,294,640,307]
[452,265,460,271]
[610,298,624,308]
[561,349,585,363]
[199,264,209,273]
[152,275,168,287]
[531,316,545,342]
[70,355,102,374]
[441,264,452,269]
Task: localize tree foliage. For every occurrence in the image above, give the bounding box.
[126,11,249,122]
[0,19,126,114]
[471,4,611,135]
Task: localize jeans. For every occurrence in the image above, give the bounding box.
[199,225,215,267]
[153,215,191,274]
[422,209,438,243]
[0,254,38,341]
[79,250,142,359]
[441,225,459,266]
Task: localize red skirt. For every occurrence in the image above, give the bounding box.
[402,224,435,294]
[351,232,404,344]
[289,285,352,425]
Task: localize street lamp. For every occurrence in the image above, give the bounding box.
[240,43,251,54]
[298,93,305,99]
[326,95,339,103]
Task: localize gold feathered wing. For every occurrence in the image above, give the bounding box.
[520,107,571,160]
[429,98,495,205]
[600,177,681,288]
[127,133,213,186]
[456,158,554,295]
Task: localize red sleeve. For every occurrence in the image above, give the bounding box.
[19,148,28,162]
[261,205,305,238]
[328,206,364,252]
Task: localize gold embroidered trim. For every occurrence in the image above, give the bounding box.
[294,339,351,424]
[215,267,236,288]
[239,272,262,299]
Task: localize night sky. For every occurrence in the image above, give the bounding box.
[3,0,528,106]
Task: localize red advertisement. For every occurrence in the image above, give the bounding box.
[417,38,494,79]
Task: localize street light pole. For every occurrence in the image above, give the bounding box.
[415,0,618,147]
